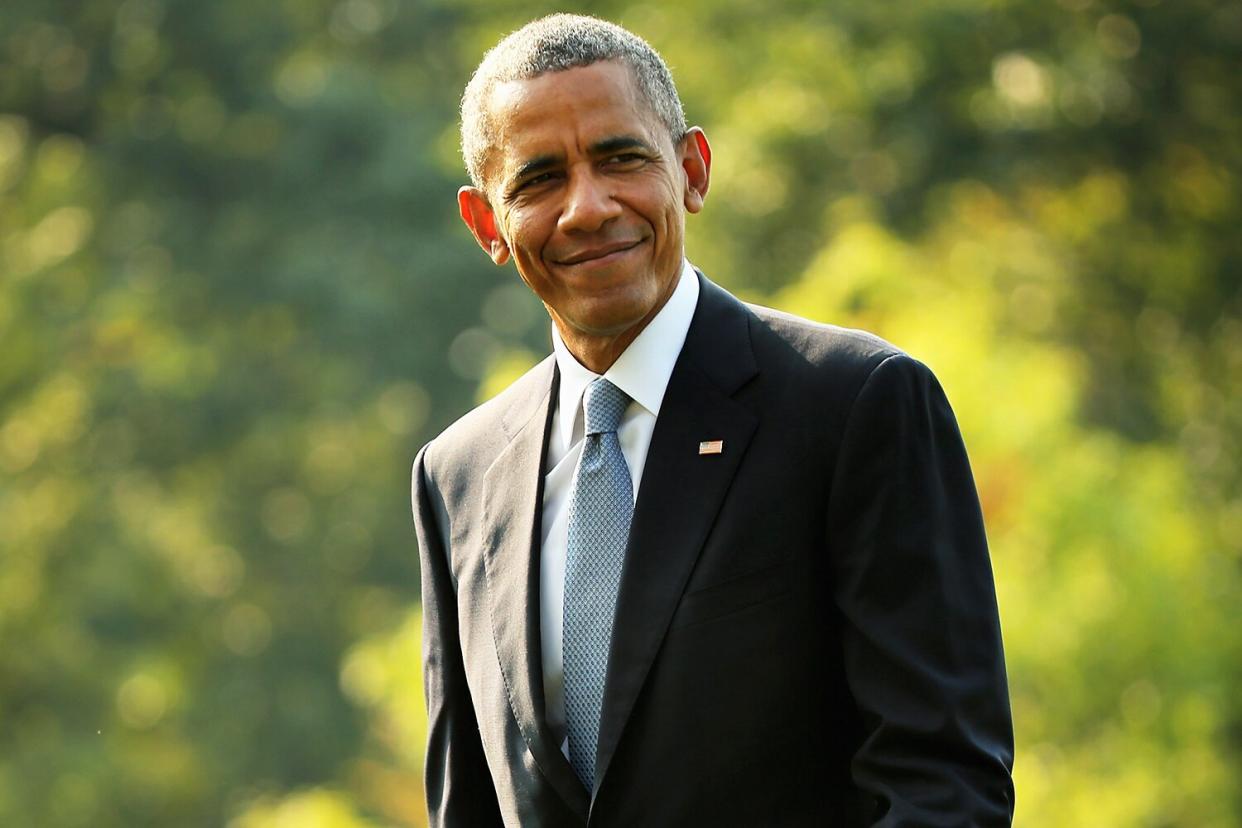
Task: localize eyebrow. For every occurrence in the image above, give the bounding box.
[506,135,658,192]
[590,135,656,156]
[511,154,560,186]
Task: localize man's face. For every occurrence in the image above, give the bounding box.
[459,61,709,356]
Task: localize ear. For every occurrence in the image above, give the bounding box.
[458,186,511,265]
[680,127,711,214]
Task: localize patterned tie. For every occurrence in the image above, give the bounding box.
[563,378,634,791]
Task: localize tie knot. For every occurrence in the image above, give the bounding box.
[583,378,629,436]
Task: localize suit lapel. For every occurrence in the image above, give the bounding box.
[592,277,760,798]
[481,358,590,820]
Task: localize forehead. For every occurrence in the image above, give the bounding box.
[485,61,663,176]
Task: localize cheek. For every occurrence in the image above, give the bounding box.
[652,181,683,227]
[654,189,684,238]
[501,207,543,253]
[502,210,558,291]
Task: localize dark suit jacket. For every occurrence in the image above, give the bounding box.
[413,274,1014,827]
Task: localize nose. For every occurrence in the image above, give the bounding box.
[558,167,621,233]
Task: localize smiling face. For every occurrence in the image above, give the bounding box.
[458,60,710,371]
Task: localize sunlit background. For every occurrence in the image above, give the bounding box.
[2,0,1239,825]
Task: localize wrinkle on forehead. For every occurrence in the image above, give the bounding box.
[481,61,663,191]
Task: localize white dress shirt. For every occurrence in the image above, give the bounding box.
[539,259,700,757]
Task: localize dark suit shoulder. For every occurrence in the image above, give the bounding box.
[420,354,555,497]
[741,301,923,406]
[746,302,900,367]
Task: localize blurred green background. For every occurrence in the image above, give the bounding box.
[2,0,1239,825]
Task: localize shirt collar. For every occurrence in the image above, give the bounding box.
[551,258,700,448]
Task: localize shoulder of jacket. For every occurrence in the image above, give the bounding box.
[419,353,555,481]
[743,301,909,374]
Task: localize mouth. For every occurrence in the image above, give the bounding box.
[553,238,646,267]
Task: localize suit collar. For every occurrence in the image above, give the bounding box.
[592,273,759,805]
[498,354,556,440]
[677,271,758,395]
[482,357,591,819]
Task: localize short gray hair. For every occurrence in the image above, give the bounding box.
[460,14,688,191]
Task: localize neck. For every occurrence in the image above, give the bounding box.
[557,324,643,374]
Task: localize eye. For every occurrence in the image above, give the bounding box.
[510,171,558,198]
[605,152,644,166]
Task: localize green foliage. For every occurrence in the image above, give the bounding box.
[1,0,1237,825]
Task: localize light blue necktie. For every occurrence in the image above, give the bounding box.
[563,378,634,790]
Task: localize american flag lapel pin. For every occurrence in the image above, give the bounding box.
[698,439,724,455]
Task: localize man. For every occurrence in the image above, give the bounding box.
[413,14,1014,827]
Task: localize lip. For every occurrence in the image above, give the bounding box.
[554,239,645,266]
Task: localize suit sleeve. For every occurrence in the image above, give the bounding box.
[412,445,504,827]
[826,354,1015,826]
